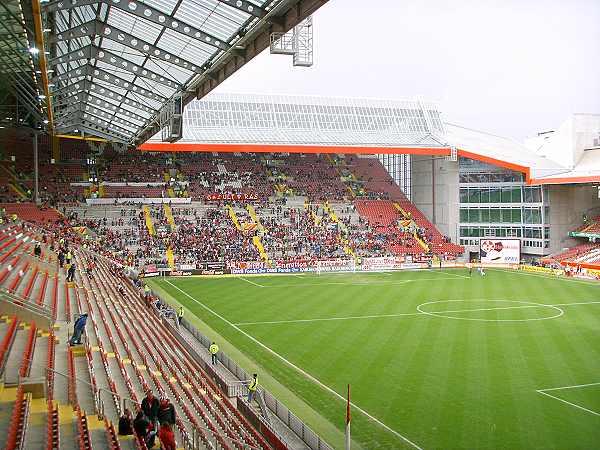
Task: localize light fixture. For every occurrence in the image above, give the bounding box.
[38,94,46,99]
[43,119,49,124]
[43,28,51,32]
[74,129,79,133]
[29,47,39,54]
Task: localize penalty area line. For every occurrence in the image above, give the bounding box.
[536,389,600,417]
[164,280,424,450]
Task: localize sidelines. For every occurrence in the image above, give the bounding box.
[164,279,424,450]
[489,267,600,286]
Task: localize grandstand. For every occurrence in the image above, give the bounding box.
[0,0,599,449]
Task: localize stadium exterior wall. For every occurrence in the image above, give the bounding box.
[411,155,460,243]
[547,184,600,253]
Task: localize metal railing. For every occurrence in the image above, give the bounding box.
[46,367,263,450]
[179,317,333,450]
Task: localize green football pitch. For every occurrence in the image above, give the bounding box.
[149,268,600,449]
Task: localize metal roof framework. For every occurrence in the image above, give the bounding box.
[43,0,324,144]
[0,0,47,127]
[152,92,449,146]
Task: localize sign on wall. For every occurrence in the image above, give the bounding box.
[480,239,521,264]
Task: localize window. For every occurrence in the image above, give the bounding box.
[490,187,501,203]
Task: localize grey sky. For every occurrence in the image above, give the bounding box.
[216,0,600,141]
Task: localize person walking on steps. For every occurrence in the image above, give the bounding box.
[69,313,88,346]
[177,306,184,325]
[66,263,76,283]
[247,373,258,403]
[209,342,219,365]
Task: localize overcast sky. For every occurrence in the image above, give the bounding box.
[215,0,600,141]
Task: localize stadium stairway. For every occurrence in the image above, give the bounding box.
[0,224,143,450]
[73,249,274,449]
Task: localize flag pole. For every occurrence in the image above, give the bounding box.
[345,384,351,450]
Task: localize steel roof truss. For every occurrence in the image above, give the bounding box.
[45,0,229,51]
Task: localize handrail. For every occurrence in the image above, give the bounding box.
[46,368,262,450]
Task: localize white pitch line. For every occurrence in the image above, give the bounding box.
[235,300,600,326]
[261,277,460,288]
[237,276,265,287]
[536,390,600,417]
[551,300,600,307]
[489,268,600,285]
[538,381,600,392]
[164,280,424,450]
[234,311,424,326]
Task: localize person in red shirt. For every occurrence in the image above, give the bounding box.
[158,422,176,450]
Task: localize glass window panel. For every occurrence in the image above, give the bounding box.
[512,187,522,202]
[512,209,521,223]
[490,188,501,203]
[480,188,490,203]
[481,208,490,223]
[460,208,468,222]
[460,188,469,203]
[468,188,480,203]
[490,208,501,222]
[501,187,512,203]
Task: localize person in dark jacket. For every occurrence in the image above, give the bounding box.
[157,397,176,425]
[133,410,156,448]
[58,250,65,268]
[34,243,42,258]
[69,313,88,345]
[141,391,160,427]
[66,263,76,282]
[118,408,133,435]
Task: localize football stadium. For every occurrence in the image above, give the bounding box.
[0,1,598,449]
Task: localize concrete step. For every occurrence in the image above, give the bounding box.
[23,397,48,450]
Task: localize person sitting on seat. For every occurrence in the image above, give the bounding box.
[118,408,134,436]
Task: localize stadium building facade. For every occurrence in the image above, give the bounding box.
[141,94,600,258]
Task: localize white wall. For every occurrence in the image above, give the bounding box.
[411,155,460,242]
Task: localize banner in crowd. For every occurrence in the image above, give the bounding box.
[361,256,405,271]
[480,239,521,264]
[205,193,259,202]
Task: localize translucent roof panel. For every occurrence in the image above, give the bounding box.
[159,93,448,147]
[45,0,278,142]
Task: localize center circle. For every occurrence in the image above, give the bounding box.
[416,299,564,322]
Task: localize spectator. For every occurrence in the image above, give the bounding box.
[177,306,184,325]
[247,373,258,403]
[66,263,76,282]
[58,250,65,268]
[158,422,176,450]
[141,391,160,428]
[209,342,219,365]
[69,313,88,346]
[133,410,156,448]
[118,408,134,436]
[34,243,42,258]
[157,397,176,425]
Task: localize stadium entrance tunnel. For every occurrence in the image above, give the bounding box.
[416,299,564,322]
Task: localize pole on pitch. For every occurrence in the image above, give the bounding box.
[345,383,351,450]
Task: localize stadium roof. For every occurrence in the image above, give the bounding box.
[2,0,326,142]
[140,94,600,186]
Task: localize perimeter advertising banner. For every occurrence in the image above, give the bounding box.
[480,239,521,264]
